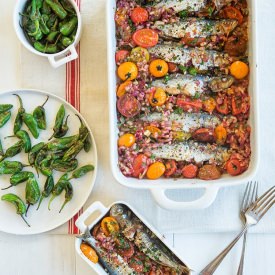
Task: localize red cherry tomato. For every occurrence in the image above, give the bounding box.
[223,6,243,25]
[132,29,159,48]
[131,7,149,24]
[116,240,135,258]
[232,96,243,115]
[132,154,148,178]
[167,62,179,73]
[164,160,177,177]
[117,93,141,118]
[226,159,242,176]
[115,50,130,65]
[182,164,198,178]
[216,97,229,115]
[129,257,144,272]
[192,128,215,143]
[176,98,202,112]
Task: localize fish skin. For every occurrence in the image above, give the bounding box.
[140,112,221,132]
[154,18,238,39]
[80,228,136,275]
[152,74,234,96]
[150,141,229,163]
[148,44,232,71]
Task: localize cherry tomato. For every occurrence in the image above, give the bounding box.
[198,165,221,180]
[192,128,215,143]
[132,154,148,178]
[226,159,242,176]
[117,93,141,118]
[117,62,138,81]
[148,87,167,106]
[164,160,177,177]
[182,164,198,179]
[130,47,150,62]
[115,239,135,258]
[232,96,243,115]
[224,36,247,57]
[230,61,249,79]
[118,133,136,147]
[115,50,130,65]
[176,98,202,112]
[116,80,132,97]
[214,125,227,145]
[149,59,168,78]
[223,6,243,25]
[202,98,216,114]
[146,162,166,179]
[167,62,179,73]
[131,7,149,24]
[129,257,144,272]
[132,29,159,48]
[216,97,229,115]
[144,125,161,136]
[101,217,119,236]
[181,35,206,47]
[80,243,98,263]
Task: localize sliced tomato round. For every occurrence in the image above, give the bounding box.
[115,50,130,65]
[226,159,242,176]
[117,93,141,118]
[192,128,215,143]
[132,29,159,48]
[131,7,149,24]
[116,240,135,258]
[164,160,177,177]
[182,164,198,179]
[223,6,243,25]
[132,154,148,178]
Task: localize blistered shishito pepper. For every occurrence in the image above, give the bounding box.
[28,142,45,165]
[23,113,39,139]
[39,156,53,176]
[33,96,49,130]
[25,174,41,214]
[0,140,24,161]
[2,171,34,190]
[69,164,94,180]
[48,173,69,210]
[0,139,3,156]
[46,31,59,43]
[39,15,50,35]
[52,158,78,172]
[42,0,51,15]
[0,161,24,175]
[54,115,69,138]
[0,104,13,113]
[13,94,25,134]
[34,41,58,54]
[47,135,78,151]
[49,104,65,140]
[76,114,91,152]
[0,111,11,128]
[37,175,54,210]
[45,0,67,19]
[59,181,73,213]
[60,16,77,36]
[15,130,32,153]
[61,37,73,47]
[1,193,30,227]
[60,0,76,14]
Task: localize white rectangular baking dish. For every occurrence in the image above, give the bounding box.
[107,0,259,210]
[75,201,191,274]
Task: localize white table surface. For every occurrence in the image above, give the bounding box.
[0,1,274,275]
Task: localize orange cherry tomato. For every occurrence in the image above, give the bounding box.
[182,164,198,179]
[215,125,227,145]
[226,159,242,176]
[118,133,136,147]
[115,50,130,64]
[202,98,216,114]
[117,62,138,81]
[117,80,132,97]
[132,154,148,178]
[101,217,119,236]
[223,6,243,25]
[230,61,249,79]
[144,125,161,135]
[146,162,166,179]
[131,7,149,24]
[149,59,168,78]
[148,88,167,107]
[132,29,159,48]
[80,243,98,263]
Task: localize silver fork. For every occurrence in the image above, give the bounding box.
[237,181,258,275]
[199,185,275,275]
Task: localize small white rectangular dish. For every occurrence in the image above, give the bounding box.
[107,0,259,210]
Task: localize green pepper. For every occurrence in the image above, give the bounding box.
[34,149,47,169]
[25,174,41,215]
[42,0,51,15]
[45,0,67,19]
[39,15,50,35]
[60,16,77,36]
[33,96,49,130]
[30,0,37,20]
[69,164,94,180]
[60,0,76,14]
[39,156,53,176]
[48,104,66,140]
[2,171,34,190]
[28,142,45,165]
[76,114,91,152]
[47,135,78,151]
[0,139,3,156]
[54,115,69,138]
[23,113,39,139]
[61,36,72,47]
[1,193,30,227]
[15,130,32,153]
[0,111,11,128]
[0,140,24,162]
[0,104,13,113]
[59,181,73,213]
[52,158,78,172]
[48,173,69,210]
[13,94,25,134]
[46,31,59,42]
[36,175,54,210]
[47,14,58,29]
[34,41,58,53]
[0,161,24,175]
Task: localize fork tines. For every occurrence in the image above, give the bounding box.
[242,181,258,211]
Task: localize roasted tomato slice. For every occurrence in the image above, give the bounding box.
[192,128,215,143]
[117,93,141,118]
[226,159,242,176]
[182,164,198,179]
[181,35,206,47]
[164,160,177,177]
[131,7,149,24]
[132,154,148,178]
[115,238,135,258]
[223,6,243,25]
[198,165,221,180]
[115,50,130,65]
[167,62,179,73]
[177,98,202,112]
[216,97,229,115]
[132,29,159,48]
[129,257,144,272]
[101,217,119,236]
[232,96,243,115]
[224,36,247,57]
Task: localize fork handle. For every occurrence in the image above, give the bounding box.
[199,226,248,275]
[237,231,247,275]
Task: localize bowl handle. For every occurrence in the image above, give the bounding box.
[75,201,108,233]
[150,186,219,210]
[48,45,78,68]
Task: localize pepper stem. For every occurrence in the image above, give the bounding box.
[59,199,69,213]
[1,185,12,190]
[48,195,56,210]
[36,196,44,210]
[25,203,31,217]
[20,215,31,227]
[13,94,23,109]
[41,96,49,107]
[75,114,84,126]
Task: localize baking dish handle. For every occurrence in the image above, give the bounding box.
[75,201,108,233]
[48,45,78,68]
[150,186,219,210]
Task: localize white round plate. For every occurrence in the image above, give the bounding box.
[0,89,97,235]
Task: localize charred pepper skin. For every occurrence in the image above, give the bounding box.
[0,141,24,162]
[0,161,24,175]
[15,130,32,153]
[45,0,67,19]
[49,104,66,140]
[0,104,13,113]
[69,164,94,180]
[59,181,73,213]
[2,171,34,190]
[28,142,45,166]
[23,113,40,139]
[54,115,69,138]
[33,96,49,130]
[76,114,91,152]
[25,174,41,215]
[37,175,54,210]
[0,111,11,128]
[13,94,25,134]
[52,158,78,172]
